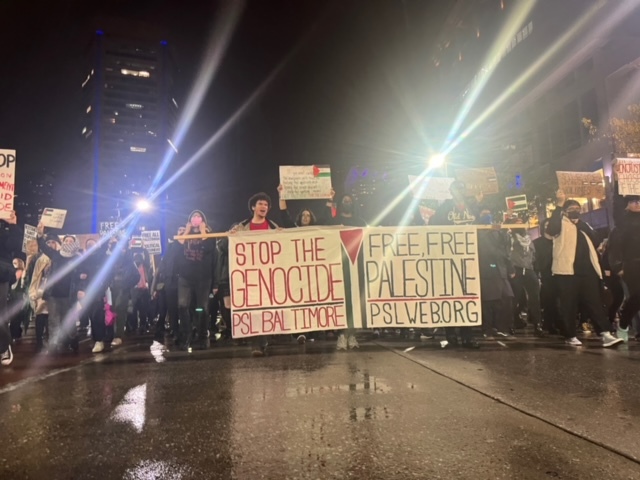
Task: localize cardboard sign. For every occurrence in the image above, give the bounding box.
[58,234,100,251]
[455,167,499,195]
[363,226,481,329]
[279,165,333,200]
[141,230,162,255]
[22,224,37,254]
[40,208,67,229]
[408,175,454,200]
[556,171,605,199]
[0,149,16,219]
[615,158,640,196]
[505,194,528,212]
[229,226,482,337]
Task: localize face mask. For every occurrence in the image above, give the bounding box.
[479,214,492,225]
[191,216,203,227]
[566,211,580,220]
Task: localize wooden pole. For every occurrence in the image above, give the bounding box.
[172,224,534,240]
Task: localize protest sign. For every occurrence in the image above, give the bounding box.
[505,194,528,212]
[22,224,37,254]
[279,165,333,200]
[0,149,16,219]
[556,170,605,198]
[408,175,454,200]
[40,208,67,229]
[455,167,499,195]
[99,221,119,237]
[615,158,640,195]
[362,226,481,328]
[229,227,358,338]
[142,230,162,255]
[60,234,100,252]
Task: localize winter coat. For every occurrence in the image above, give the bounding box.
[546,208,601,278]
[28,254,51,315]
[608,211,640,275]
[37,236,78,299]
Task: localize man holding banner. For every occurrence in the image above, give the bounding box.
[430,181,481,348]
[0,211,22,366]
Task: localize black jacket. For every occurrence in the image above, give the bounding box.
[533,236,553,278]
[152,240,182,291]
[608,211,640,274]
[0,222,22,284]
[37,236,78,299]
[430,199,478,226]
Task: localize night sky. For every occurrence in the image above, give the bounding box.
[0,0,459,232]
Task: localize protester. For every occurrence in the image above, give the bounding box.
[36,224,81,353]
[9,267,29,341]
[28,241,51,353]
[130,252,152,334]
[533,219,559,334]
[107,236,140,347]
[546,191,623,347]
[507,220,543,336]
[326,193,367,228]
[75,238,111,353]
[151,226,184,351]
[608,195,640,342]
[176,210,216,351]
[230,193,279,356]
[477,207,515,339]
[0,211,22,366]
[213,225,235,344]
[430,181,482,348]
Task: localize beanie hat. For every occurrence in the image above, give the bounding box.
[625,195,640,204]
[60,240,80,258]
[562,199,581,211]
[45,233,61,245]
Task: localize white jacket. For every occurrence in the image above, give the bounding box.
[552,215,602,278]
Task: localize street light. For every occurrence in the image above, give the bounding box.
[428,153,446,169]
[135,198,152,212]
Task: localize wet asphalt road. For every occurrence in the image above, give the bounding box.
[2,333,640,479]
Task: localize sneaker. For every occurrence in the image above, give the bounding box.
[336,334,348,351]
[150,340,165,352]
[565,337,582,346]
[111,337,123,347]
[0,346,13,366]
[347,335,359,349]
[581,322,592,334]
[297,334,306,345]
[92,341,105,353]
[617,326,629,343]
[601,332,624,348]
[251,349,265,357]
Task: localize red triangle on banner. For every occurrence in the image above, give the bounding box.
[507,200,516,209]
[312,165,320,177]
[340,229,363,265]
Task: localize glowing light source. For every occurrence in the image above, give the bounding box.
[136,199,152,212]
[429,153,446,168]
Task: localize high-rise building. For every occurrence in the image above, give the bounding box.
[80,23,178,233]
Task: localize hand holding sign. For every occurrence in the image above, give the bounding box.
[556,189,566,207]
[5,210,16,225]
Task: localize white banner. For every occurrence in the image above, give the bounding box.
[0,149,16,219]
[40,208,67,229]
[230,227,356,338]
[362,226,481,328]
[22,224,37,254]
[408,175,454,200]
[615,158,640,195]
[142,230,162,255]
[229,226,482,337]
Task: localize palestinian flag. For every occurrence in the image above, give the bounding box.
[506,194,528,212]
[313,165,331,178]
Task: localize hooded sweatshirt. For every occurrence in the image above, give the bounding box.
[177,210,216,285]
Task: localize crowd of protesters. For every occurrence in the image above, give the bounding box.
[2,178,639,367]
